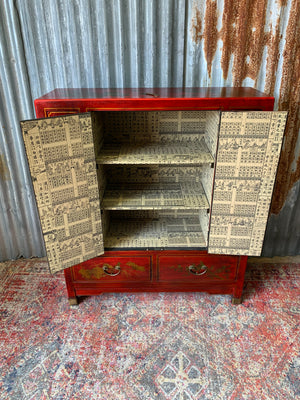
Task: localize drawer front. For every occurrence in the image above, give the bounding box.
[72,256,151,282]
[158,255,238,282]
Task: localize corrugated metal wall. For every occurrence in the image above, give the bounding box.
[0,0,299,261]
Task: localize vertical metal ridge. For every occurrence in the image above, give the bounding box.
[0,0,44,260]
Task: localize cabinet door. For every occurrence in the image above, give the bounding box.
[208,111,287,256]
[21,114,104,273]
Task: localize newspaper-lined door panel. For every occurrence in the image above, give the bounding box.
[208,111,287,256]
[21,114,104,274]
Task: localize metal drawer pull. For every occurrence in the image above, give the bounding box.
[188,264,208,275]
[103,264,121,276]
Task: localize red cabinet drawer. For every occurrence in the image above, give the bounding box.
[158,255,238,282]
[72,255,151,282]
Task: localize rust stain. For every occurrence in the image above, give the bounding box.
[264,16,282,95]
[247,0,270,84]
[203,0,219,77]
[0,154,10,181]
[191,1,219,77]
[279,0,288,7]
[229,0,269,85]
[220,0,239,80]
[191,4,203,44]
[220,0,270,83]
[271,0,300,214]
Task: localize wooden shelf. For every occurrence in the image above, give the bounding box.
[97,141,214,165]
[101,182,210,210]
[104,217,207,249]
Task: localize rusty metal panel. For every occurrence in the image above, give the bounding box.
[186,0,300,255]
[0,0,299,261]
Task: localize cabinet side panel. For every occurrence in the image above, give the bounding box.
[208,111,287,256]
[21,115,104,273]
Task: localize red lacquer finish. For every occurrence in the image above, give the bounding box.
[72,255,152,282]
[35,87,274,118]
[38,87,275,305]
[65,250,245,301]
[158,254,238,282]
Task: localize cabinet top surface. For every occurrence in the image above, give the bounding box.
[37,87,271,101]
[35,87,274,116]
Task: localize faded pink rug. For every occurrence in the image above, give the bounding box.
[0,258,299,399]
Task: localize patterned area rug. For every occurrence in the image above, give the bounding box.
[0,258,299,400]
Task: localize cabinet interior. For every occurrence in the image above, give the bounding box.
[91,110,220,250]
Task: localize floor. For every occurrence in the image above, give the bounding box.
[0,257,299,400]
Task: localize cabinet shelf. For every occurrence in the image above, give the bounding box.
[104,217,206,249]
[97,141,214,165]
[101,182,210,210]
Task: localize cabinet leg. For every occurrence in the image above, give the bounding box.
[232,296,243,305]
[68,297,79,306]
[231,255,248,305]
[64,267,78,306]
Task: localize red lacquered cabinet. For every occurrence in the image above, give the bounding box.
[21,88,287,305]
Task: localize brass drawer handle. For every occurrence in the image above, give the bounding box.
[103,264,121,276]
[188,264,208,276]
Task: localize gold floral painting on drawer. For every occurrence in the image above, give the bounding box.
[78,261,146,280]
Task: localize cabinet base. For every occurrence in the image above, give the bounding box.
[63,251,248,306]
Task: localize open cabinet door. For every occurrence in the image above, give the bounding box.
[208,111,287,256]
[21,114,104,273]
